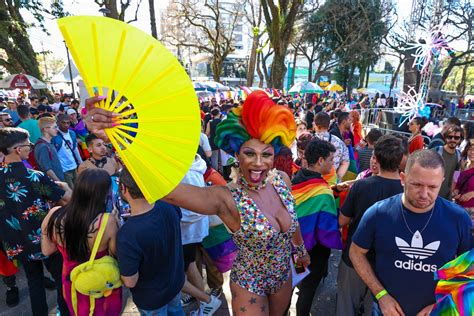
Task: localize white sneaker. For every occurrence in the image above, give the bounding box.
[200,295,222,315]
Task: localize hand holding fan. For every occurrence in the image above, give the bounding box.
[57,16,200,203]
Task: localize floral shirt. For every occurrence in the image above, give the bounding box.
[314,131,349,169]
[0,162,64,261]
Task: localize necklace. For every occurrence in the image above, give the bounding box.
[238,174,268,191]
[400,200,434,239]
[90,157,107,169]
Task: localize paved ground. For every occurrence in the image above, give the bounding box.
[0,251,340,315]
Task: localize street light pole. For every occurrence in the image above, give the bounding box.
[64,41,75,97]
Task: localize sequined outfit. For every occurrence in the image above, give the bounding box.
[229,173,298,295]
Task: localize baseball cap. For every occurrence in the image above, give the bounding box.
[66,109,76,115]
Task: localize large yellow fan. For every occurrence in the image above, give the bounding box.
[58,16,200,203]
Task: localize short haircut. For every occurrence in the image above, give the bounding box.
[57,113,69,122]
[374,135,405,172]
[305,139,336,166]
[30,96,38,102]
[0,127,29,155]
[337,112,350,124]
[446,116,461,127]
[210,108,220,116]
[119,167,145,199]
[17,104,30,119]
[85,134,99,147]
[443,125,463,140]
[405,149,444,173]
[296,133,314,151]
[365,129,383,145]
[393,134,409,155]
[314,112,330,129]
[38,116,56,130]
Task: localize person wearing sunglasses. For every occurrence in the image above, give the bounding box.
[0,112,14,128]
[432,125,463,199]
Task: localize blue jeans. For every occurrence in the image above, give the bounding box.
[372,301,383,316]
[139,293,184,316]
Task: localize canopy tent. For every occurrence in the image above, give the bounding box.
[289,81,324,94]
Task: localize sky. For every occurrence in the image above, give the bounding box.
[25,0,171,64]
[24,0,415,75]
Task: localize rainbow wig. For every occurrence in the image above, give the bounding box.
[215,90,296,156]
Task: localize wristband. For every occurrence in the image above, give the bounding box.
[294,243,308,258]
[375,289,388,301]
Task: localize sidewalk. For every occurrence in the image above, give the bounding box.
[0,251,340,315]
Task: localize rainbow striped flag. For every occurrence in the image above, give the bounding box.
[342,144,359,181]
[432,249,473,316]
[292,178,342,251]
[202,224,238,273]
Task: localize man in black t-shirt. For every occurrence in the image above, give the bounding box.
[116,167,185,314]
[336,135,405,316]
[205,107,222,171]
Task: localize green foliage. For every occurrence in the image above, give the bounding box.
[305,0,391,90]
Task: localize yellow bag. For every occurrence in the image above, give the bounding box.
[70,214,122,316]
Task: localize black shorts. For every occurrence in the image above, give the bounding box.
[183,243,199,271]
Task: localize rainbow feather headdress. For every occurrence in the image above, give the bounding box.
[215,90,296,156]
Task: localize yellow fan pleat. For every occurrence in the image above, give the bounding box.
[58,16,200,203]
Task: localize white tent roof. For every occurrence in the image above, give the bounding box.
[50,61,81,83]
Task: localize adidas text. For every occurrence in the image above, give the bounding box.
[394,259,437,272]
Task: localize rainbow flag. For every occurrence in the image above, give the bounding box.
[431,249,473,316]
[292,178,342,251]
[342,144,359,181]
[202,224,238,273]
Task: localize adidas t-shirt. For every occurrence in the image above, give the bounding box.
[352,194,472,316]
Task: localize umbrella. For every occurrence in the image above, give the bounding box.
[193,82,208,91]
[289,81,324,94]
[356,88,382,96]
[202,81,230,91]
[0,74,47,90]
[325,82,344,92]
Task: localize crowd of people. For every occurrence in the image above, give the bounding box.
[0,89,472,316]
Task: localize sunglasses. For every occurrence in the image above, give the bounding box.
[446,135,461,140]
[3,118,12,122]
[14,143,34,151]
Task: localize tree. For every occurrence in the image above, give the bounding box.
[307,0,393,94]
[244,0,263,87]
[164,0,244,82]
[94,0,143,23]
[436,0,473,92]
[260,0,304,89]
[0,0,67,79]
[37,54,65,81]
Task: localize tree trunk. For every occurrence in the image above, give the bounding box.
[270,50,287,89]
[365,65,370,88]
[457,58,469,97]
[256,52,264,88]
[247,35,259,86]
[358,66,366,88]
[211,57,223,83]
[389,57,403,97]
[262,52,271,87]
[148,0,157,39]
[308,60,313,82]
[290,51,297,87]
[101,1,120,20]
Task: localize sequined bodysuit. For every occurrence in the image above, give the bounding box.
[229,173,298,295]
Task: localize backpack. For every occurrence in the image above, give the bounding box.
[70,214,122,316]
[28,138,52,170]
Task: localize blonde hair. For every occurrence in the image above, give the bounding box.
[38,116,56,130]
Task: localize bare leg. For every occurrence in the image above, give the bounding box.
[187,262,205,292]
[268,276,293,316]
[182,276,211,303]
[230,281,269,316]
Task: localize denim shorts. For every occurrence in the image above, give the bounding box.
[138,293,184,316]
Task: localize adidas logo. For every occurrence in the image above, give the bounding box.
[395,230,440,260]
[394,231,439,272]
